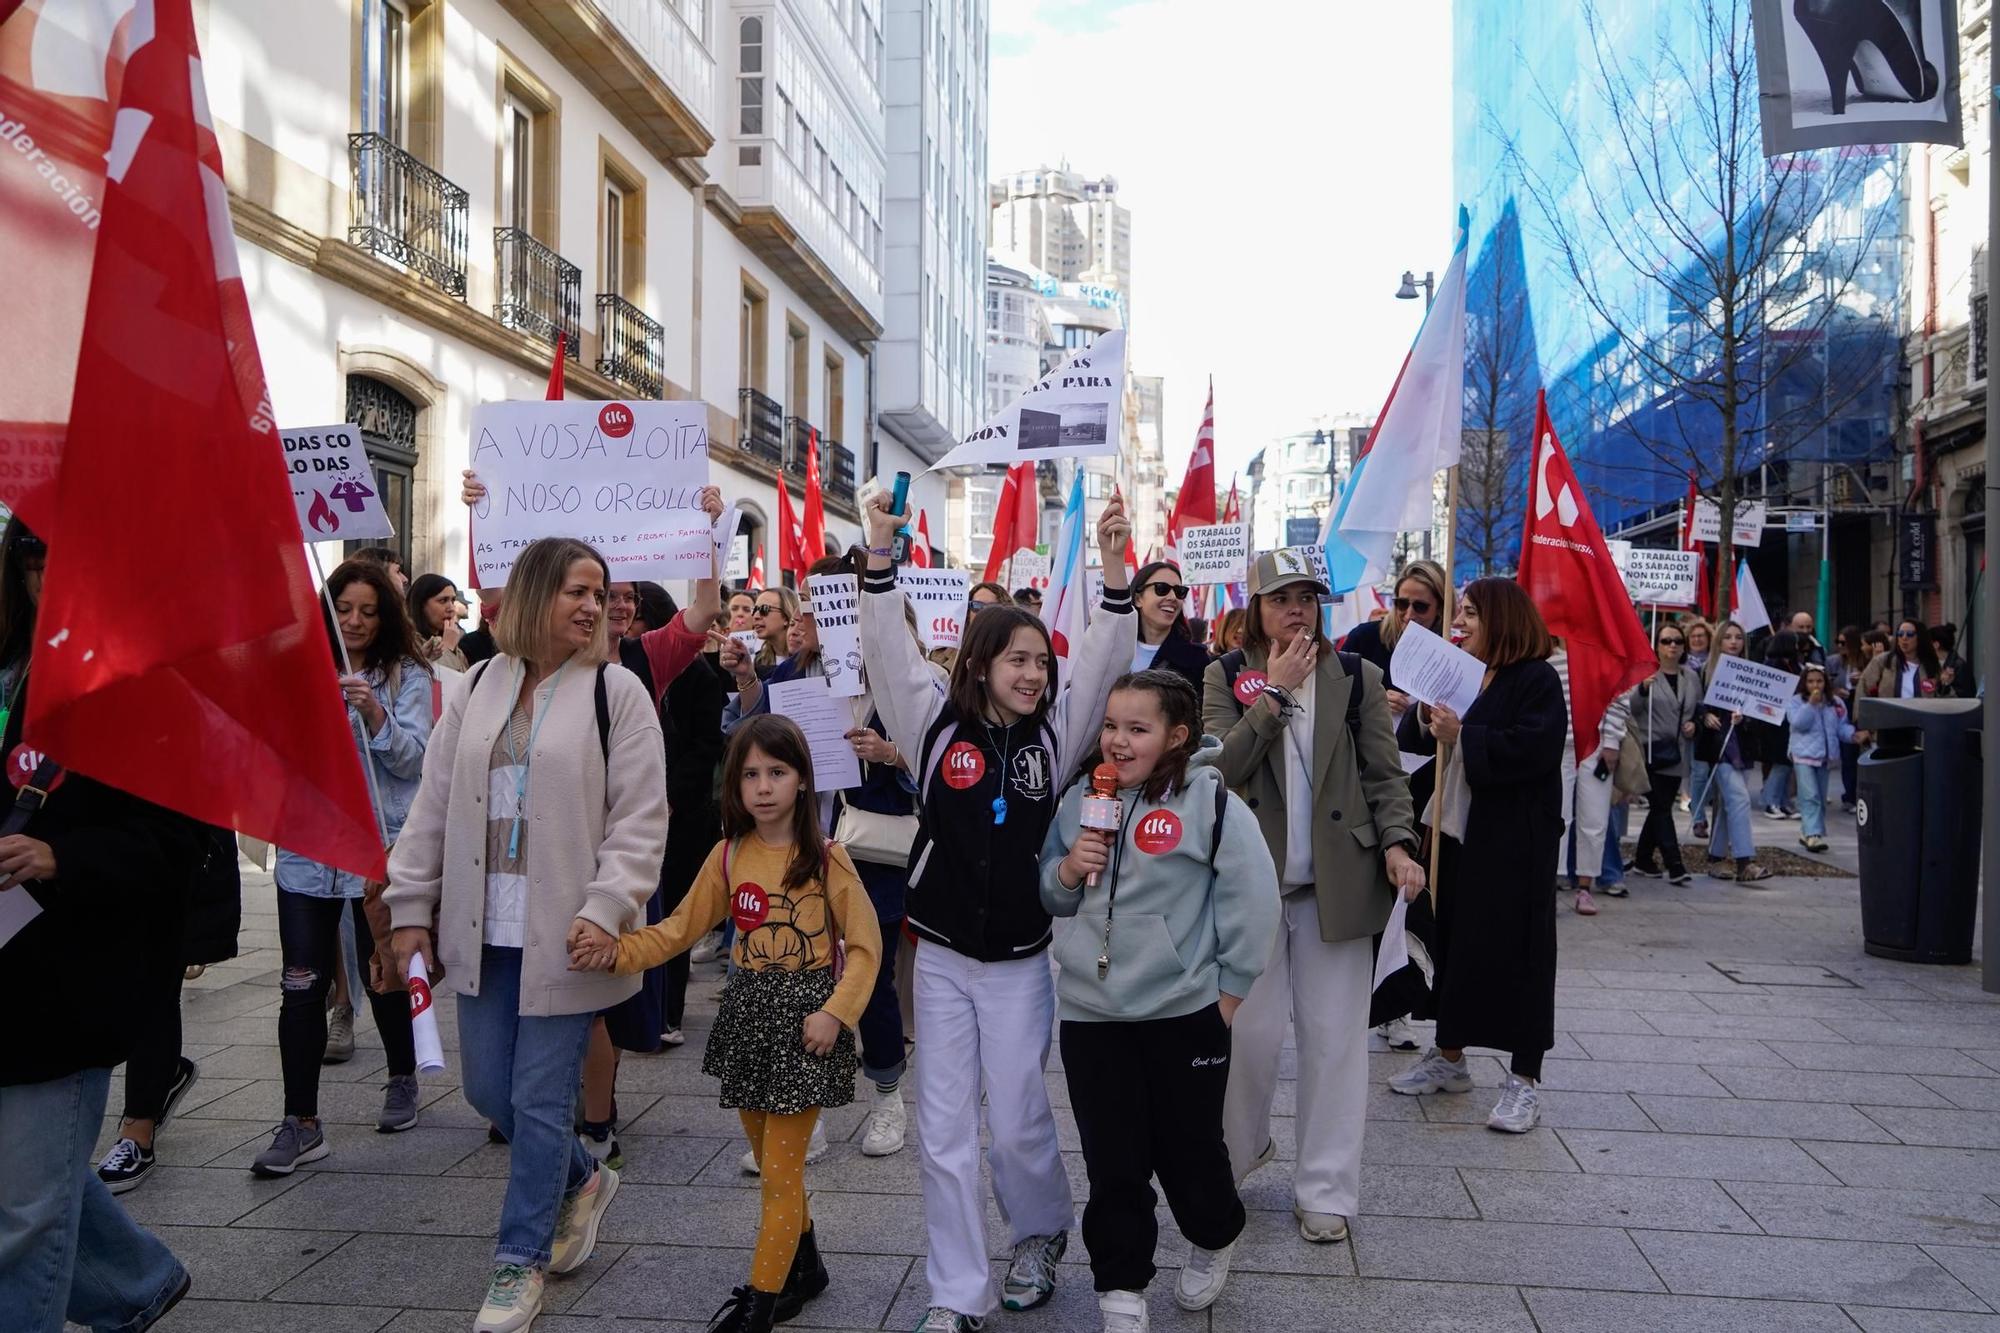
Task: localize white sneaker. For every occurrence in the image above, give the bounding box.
[690,931,722,964]
[860,1083,907,1157]
[1293,1205,1350,1243]
[1372,1016,1420,1051]
[1387,1047,1473,1096]
[740,1118,829,1175]
[473,1263,543,1333]
[1174,1240,1233,1311]
[1487,1075,1541,1133]
[1097,1288,1148,1332]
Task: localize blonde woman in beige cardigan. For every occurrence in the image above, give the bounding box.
[387,536,668,1333]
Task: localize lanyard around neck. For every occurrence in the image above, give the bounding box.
[505,659,569,859]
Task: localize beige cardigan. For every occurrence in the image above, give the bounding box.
[385,655,668,1016]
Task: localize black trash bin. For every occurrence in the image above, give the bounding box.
[1853,697,1982,964]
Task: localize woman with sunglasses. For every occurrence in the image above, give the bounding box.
[1623,627,1699,885]
[1858,619,1941,701]
[1130,560,1211,692]
[1340,560,1448,722]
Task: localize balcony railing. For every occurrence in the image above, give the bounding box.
[783,416,816,481]
[824,439,856,504]
[739,388,783,466]
[494,228,581,354]
[1974,292,1988,385]
[348,133,468,297]
[595,294,664,399]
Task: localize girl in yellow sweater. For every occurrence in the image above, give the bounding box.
[571,714,880,1333]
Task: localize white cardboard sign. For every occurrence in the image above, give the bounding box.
[804,573,863,698]
[927,331,1126,471]
[467,400,712,586]
[1704,654,1798,726]
[902,569,971,650]
[1622,548,1700,605]
[1179,522,1249,584]
[1691,497,1767,547]
[1007,549,1051,592]
[283,423,395,542]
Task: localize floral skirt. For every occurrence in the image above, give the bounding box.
[704,965,857,1115]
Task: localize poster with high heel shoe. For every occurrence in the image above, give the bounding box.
[1752,0,1962,153]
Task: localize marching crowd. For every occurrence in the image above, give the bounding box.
[0,478,1944,1333]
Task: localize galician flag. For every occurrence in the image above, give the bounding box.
[1331,205,1469,585]
[1045,469,1090,660]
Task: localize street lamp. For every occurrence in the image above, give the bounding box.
[1396,269,1436,311]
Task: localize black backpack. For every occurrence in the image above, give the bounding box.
[465,659,613,761]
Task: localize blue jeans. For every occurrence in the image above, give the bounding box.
[458,947,598,1269]
[1707,764,1756,860]
[0,1067,187,1332]
[1795,764,1830,839]
[1600,803,1628,886]
[1759,763,1795,812]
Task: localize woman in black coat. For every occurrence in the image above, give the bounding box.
[1129,560,1210,691]
[1389,577,1566,1135]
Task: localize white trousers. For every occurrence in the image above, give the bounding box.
[1564,760,1615,880]
[913,944,1074,1317]
[1221,893,1372,1218]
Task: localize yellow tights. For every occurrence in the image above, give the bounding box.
[740,1107,820,1292]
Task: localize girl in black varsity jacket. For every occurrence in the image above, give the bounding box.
[857,488,1136,1333]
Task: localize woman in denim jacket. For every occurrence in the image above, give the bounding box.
[258,559,435,1176]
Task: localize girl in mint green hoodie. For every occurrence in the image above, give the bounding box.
[1039,669,1281,1331]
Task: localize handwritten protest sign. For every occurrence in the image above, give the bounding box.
[467,400,711,585]
[1622,548,1700,605]
[928,331,1126,470]
[1704,654,1798,725]
[1180,522,1248,584]
[1691,496,1766,547]
[1008,549,1051,591]
[902,569,971,650]
[1389,621,1484,718]
[805,573,863,698]
[283,424,394,542]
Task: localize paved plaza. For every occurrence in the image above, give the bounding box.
[111,808,2000,1332]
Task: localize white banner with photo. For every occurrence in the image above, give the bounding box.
[1690,496,1767,547]
[926,331,1126,471]
[1751,0,1961,153]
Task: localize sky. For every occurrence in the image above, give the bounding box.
[988,0,1455,489]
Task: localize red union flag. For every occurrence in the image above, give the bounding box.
[0,0,384,877]
[1165,379,1217,550]
[1516,391,1654,761]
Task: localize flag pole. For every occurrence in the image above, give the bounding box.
[306,542,391,847]
[1428,464,1458,910]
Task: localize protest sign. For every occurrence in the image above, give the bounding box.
[283,424,394,542]
[928,331,1126,470]
[902,569,971,650]
[1008,549,1051,591]
[1622,548,1700,605]
[1691,496,1767,547]
[1389,621,1484,718]
[467,400,712,585]
[767,678,862,790]
[804,573,863,698]
[1704,654,1798,725]
[1180,522,1248,584]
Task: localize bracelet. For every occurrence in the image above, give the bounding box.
[1261,684,1299,716]
[866,545,893,557]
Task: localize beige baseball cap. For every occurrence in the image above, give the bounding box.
[1247,549,1329,597]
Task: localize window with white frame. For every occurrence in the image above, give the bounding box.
[501,95,535,233]
[603,180,625,296]
[739,17,763,135]
[360,0,408,143]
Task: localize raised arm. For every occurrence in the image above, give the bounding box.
[858,489,947,764]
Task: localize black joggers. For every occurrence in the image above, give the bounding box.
[1060,1004,1245,1294]
[276,889,415,1118]
[1633,768,1688,877]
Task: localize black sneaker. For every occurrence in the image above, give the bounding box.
[96,1137,156,1195]
[158,1057,199,1127]
[1667,870,1693,885]
[1600,883,1630,898]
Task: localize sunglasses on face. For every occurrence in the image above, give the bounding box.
[1659,637,1685,646]
[1394,597,1434,615]
[1141,581,1186,600]
[1896,629,1918,638]
[754,604,786,617]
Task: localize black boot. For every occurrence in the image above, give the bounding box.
[705,1285,780,1333]
[775,1224,830,1320]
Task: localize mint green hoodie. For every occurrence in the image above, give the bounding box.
[1038,739,1281,1023]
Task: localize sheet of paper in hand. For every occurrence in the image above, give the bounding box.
[467,400,712,585]
[767,677,863,790]
[1389,621,1484,719]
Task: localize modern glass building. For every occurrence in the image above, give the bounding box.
[1452,0,1906,611]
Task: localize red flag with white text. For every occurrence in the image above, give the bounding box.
[748,543,766,591]
[3,0,383,876]
[911,510,933,568]
[1166,380,1217,549]
[1516,392,1654,760]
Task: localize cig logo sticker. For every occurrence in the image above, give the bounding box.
[598,403,635,438]
[1135,810,1182,855]
[408,974,434,1018]
[942,741,986,789]
[1232,670,1268,706]
[732,882,770,932]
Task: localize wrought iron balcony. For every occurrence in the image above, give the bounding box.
[348,133,468,297]
[824,439,856,504]
[739,388,783,466]
[1974,292,1988,385]
[783,416,816,481]
[494,228,581,354]
[595,294,664,399]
